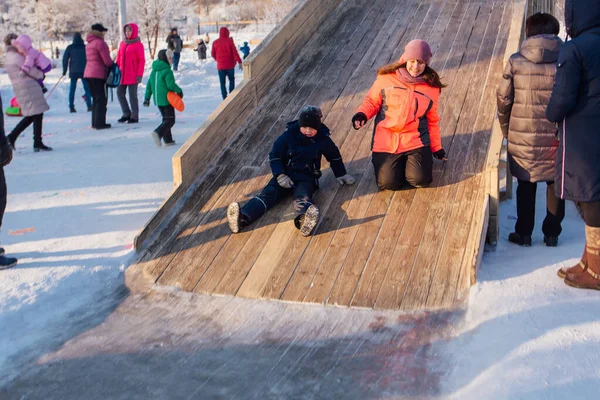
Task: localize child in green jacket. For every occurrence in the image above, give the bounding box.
[143,49,183,146]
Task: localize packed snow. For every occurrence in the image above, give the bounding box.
[0,28,598,400]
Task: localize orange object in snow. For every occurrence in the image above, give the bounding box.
[167,91,185,112]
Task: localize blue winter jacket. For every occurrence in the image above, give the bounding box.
[546,0,600,202]
[269,121,347,184]
[62,34,87,78]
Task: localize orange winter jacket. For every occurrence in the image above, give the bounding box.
[356,72,442,154]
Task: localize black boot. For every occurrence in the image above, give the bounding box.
[0,255,18,270]
[544,236,559,247]
[117,116,130,123]
[87,105,93,112]
[69,106,76,113]
[508,232,532,247]
[127,118,139,124]
[0,247,5,256]
[34,143,53,152]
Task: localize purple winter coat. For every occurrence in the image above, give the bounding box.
[83,31,113,80]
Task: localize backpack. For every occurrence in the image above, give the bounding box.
[106,64,121,88]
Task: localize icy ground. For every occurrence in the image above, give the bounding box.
[1,34,599,399]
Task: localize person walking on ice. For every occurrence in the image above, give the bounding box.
[352,39,447,191]
[143,50,183,147]
[227,105,356,237]
[497,12,565,247]
[546,0,600,290]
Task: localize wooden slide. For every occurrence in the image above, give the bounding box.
[126,0,528,310]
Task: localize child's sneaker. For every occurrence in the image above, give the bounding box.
[227,202,242,233]
[300,205,319,237]
[151,131,162,147]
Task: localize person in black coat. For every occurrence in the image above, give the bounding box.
[0,94,18,270]
[227,106,356,237]
[547,0,600,290]
[62,32,92,113]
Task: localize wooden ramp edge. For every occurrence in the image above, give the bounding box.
[126,0,528,311]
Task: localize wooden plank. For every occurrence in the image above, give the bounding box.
[192,1,372,294]
[133,0,370,283]
[156,167,260,289]
[279,0,433,303]
[398,0,505,310]
[263,0,417,303]
[425,174,481,308]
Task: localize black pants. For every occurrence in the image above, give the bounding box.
[86,78,108,128]
[372,147,433,191]
[578,201,600,228]
[515,180,565,237]
[218,68,235,99]
[8,114,43,146]
[241,177,316,227]
[155,105,176,143]
[0,167,5,230]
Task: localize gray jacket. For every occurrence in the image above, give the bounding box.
[4,46,50,117]
[497,34,563,183]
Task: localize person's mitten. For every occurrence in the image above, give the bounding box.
[0,140,14,167]
[433,149,447,160]
[352,112,368,130]
[136,76,142,84]
[336,174,356,185]
[277,174,294,188]
[178,92,183,99]
[143,99,150,107]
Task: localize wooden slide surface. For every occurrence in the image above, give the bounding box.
[127,0,523,310]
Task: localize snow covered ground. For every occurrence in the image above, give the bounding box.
[0,30,261,384]
[1,29,599,398]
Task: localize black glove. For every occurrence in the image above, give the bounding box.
[433,149,447,160]
[178,92,183,99]
[352,112,368,130]
[143,99,150,107]
[0,141,14,167]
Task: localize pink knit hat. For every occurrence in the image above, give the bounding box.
[399,39,433,64]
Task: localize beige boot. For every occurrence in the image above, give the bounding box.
[557,243,587,279]
[564,226,600,291]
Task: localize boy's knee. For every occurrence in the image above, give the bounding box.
[406,173,432,188]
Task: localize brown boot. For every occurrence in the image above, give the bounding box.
[557,243,587,279]
[564,226,600,291]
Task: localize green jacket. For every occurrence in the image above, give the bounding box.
[145,59,182,107]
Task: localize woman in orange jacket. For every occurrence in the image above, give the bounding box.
[353,39,447,190]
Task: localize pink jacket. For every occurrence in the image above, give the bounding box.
[115,23,145,85]
[84,31,113,80]
[12,34,52,73]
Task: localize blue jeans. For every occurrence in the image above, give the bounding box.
[69,77,92,109]
[218,69,235,99]
[172,52,181,71]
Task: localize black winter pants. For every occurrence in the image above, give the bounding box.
[0,167,5,231]
[240,177,316,227]
[8,114,43,146]
[155,105,176,143]
[515,180,565,237]
[578,202,600,228]
[372,147,433,191]
[86,78,108,128]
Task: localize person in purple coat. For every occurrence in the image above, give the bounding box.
[84,23,114,130]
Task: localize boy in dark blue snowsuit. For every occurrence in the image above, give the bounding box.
[227,105,355,236]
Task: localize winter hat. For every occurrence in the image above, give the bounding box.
[399,39,433,64]
[12,34,32,53]
[91,23,108,32]
[157,49,170,64]
[298,105,323,130]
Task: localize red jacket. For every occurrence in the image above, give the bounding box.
[211,27,242,70]
[357,71,442,154]
[115,23,145,85]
